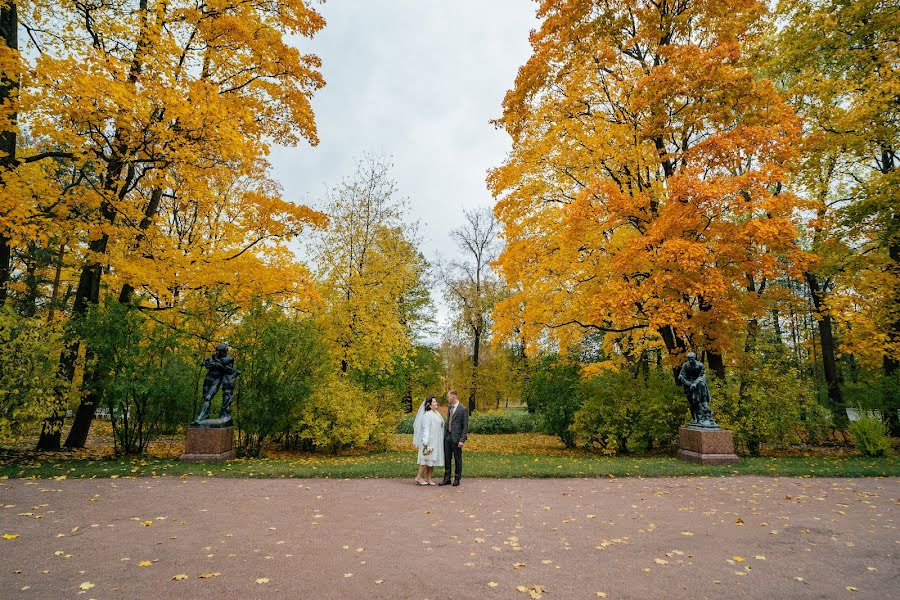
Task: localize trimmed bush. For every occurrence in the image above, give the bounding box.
[394,409,542,435]
[573,369,685,454]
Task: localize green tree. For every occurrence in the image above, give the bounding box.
[523,355,582,448]
[78,299,194,454]
[233,304,329,457]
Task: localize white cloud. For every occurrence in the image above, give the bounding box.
[270,0,538,339]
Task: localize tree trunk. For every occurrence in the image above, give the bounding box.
[658,325,687,380]
[469,326,480,413]
[772,309,783,344]
[707,351,725,381]
[0,234,9,307]
[884,234,899,376]
[118,187,163,303]
[880,146,898,376]
[883,227,899,436]
[0,0,17,307]
[36,413,65,450]
[47,243,65,322]
[61,209,115,449]
[804,272,847,428]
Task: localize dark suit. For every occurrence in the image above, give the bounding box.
[443,402,469,482]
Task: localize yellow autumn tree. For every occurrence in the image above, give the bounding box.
[771,0,899,373]
[0,0,328,448]
[766,0,899,426]
[316,155,427,376]
[489,0,809,376]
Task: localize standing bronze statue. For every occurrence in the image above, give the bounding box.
[678,352,718,429]
[193,343,240,427]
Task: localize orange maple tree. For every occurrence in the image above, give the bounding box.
[489,0,810,374]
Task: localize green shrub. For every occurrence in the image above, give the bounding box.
[396,413,416,434]
[233,305,329,457]
[79,299,195,454]
[711,350,823,455]
[0,307,67,439]
[469,410,543,434]
[506,410,544,433]
[523,356,582,448]
[849,416,891,457]
[573,369,685,454]
[394,409,543,435]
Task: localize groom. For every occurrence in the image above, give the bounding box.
[439,390,469,487]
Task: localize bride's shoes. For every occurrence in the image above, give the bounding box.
[415,479,429,486]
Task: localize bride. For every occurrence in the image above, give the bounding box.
[412,396,445,486]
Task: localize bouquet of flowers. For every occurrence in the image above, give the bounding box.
[422,445,433,456]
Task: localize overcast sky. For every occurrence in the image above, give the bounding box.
[269,0,538,337]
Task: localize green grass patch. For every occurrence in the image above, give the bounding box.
[1,451,897,480]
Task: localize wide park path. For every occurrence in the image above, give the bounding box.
[1,476,897,600]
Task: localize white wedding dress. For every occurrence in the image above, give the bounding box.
[414,409,445,467]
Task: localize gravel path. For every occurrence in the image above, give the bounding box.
[1,476,897,599]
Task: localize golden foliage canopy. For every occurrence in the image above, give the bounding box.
[489,0,810,364]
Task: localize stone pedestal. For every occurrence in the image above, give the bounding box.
[677,427,739,465]
[181,426,235,462]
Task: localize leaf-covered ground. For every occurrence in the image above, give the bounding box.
[1,477,896,599]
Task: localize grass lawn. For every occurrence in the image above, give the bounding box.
[1,433,897,479]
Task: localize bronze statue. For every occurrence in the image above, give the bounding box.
[193,343,240,427]
[678,352,718,428]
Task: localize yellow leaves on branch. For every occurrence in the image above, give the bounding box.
[5,0,329,319]
[315,155,429,374]
[489,0,810,361]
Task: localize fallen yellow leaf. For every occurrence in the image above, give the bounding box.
[733,556,745,562]
[754,555,766,560]
[488,582,498,588]
[2,533,20,540]
[138,560,153,567]
[513,562,526,569]
[846,587,858,592]
[344,573,353,578]
[655,558,668,565]
[198,572,220,579]
[255,578,270,584]
[78,582,95,590]
[375,579,384,584]
[596,594,608,598]
[680,531,694,536]
[172,574,188,581]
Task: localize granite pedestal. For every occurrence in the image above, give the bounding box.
[181,426,235,462]
[677,426,739,465]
